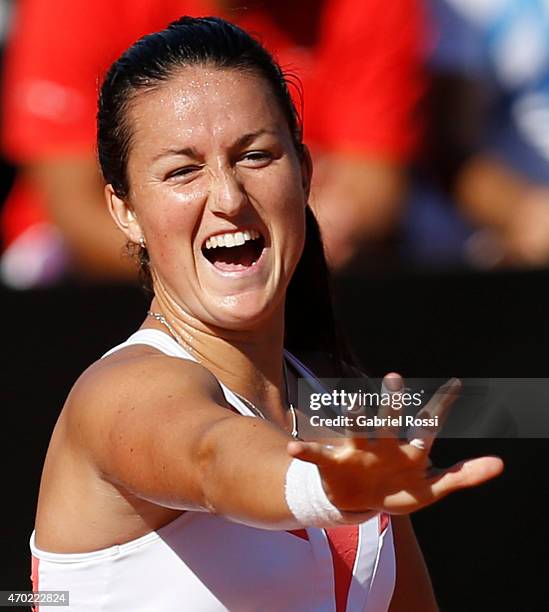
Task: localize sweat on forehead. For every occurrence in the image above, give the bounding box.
[125,67,286,149]
[98,16,302,197]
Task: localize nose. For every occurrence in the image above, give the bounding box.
[207,166,248,218]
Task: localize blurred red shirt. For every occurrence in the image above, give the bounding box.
[2,0,425,244]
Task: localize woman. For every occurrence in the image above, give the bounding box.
[30,17,503,611]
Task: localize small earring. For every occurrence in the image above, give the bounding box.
[139,236,146,249]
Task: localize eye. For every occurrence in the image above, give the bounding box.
[239,151,273,167]
[165,165,202,181]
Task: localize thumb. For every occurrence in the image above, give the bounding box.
[429,456,504,499]
[287,441,336,468]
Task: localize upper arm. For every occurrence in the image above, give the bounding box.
[64,353,241,510]
[389,515,439,612]
[63,352,294,523]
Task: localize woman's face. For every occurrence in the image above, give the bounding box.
[111,66,310,329]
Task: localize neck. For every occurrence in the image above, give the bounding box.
[145,294,287,418]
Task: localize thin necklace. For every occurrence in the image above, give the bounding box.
[147,310,195,355]
[147,310,300,440]
[232,361,299,440]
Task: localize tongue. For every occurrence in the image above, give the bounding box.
[210,242,258,271]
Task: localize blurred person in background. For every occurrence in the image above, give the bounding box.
[0,0,425,288]
[422,0,549,269]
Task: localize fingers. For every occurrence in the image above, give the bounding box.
[352,372,405,452]
[407,378,462,453]
[380,372,405,402]
[428,456,504,500]
[287,440,340,468]
[287,444,504,516]
[377,372,406,439]
[426,377,462,427]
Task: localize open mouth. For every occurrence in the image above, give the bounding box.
[201,229,266,272]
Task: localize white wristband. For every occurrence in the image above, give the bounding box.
[284,458,376,527]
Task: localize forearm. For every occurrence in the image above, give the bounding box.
[196,415,300,529]
[310,154,405,268]
[312,155,405,238]
[456,154,537,230]
[25,159,136,279]
[54,197,136,279]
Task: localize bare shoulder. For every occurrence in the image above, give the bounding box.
[62,345,234,475]
[69,345,226,412]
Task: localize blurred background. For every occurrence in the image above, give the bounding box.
[0,1,548,610]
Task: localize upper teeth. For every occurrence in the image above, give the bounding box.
[204,229,260,249]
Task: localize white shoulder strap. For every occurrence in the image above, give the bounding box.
[101,328,196,361]
[101,329,256,417]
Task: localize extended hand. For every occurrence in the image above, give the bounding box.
[287,375,503,515]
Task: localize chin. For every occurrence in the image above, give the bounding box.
[205,290,282,331]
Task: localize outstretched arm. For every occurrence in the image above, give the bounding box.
[66,355,503,531]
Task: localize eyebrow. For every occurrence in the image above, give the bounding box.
[152,145,200,162]
[152,129,276,162]
[234,129,275,149]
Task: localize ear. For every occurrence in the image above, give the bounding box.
[300,144,313,200]
[105,184,143,244]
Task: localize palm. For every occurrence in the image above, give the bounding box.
[287,375,503,515]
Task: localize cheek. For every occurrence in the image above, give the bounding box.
[138,191,202,267]
[259,164,306,218]
[275,180,307,235]
[272,187,307,271]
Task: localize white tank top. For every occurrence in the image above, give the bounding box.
[30,329,396,612]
